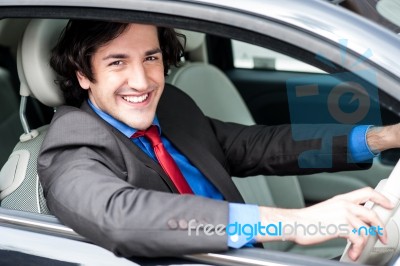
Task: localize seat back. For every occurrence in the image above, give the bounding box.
[168,62,255,126]
[0,125,50,213]
[0,19,67,214]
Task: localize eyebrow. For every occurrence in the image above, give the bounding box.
[102,48,162,61]
[102,53,128,61]
[145,48,162,56]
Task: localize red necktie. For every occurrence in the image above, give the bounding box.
[132,126,193,194]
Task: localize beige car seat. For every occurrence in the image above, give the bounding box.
[0,19,67,214]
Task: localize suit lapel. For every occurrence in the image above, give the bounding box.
[114,128,179,193]
[80,102,179,193]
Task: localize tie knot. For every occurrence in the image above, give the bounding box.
[130,125,193,194]
[132,125,161,147]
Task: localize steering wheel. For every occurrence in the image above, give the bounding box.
[340,160,400,265]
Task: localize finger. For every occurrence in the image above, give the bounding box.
[365,190,394,209]
[346,216,370,261]
[346,233,364,261]
[377,226,387,245]
[349,204,387,244]
[337,187,394,209]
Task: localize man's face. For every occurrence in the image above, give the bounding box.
[76,24,164,130]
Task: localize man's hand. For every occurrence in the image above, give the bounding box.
[367,124,400,153]
[255,187,394,261]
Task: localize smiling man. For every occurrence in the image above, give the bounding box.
[38,20,400,260]
[75,24,164,130]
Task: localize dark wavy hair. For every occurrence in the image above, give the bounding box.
[50,20,185,107]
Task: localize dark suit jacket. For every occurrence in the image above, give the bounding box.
[38,84,369,258]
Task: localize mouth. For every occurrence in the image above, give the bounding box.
[121,93,150,104]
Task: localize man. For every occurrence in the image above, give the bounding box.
[38,20,398,260]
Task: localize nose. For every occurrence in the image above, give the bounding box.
[127,63,150,91]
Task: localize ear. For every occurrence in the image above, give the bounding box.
[76,71,91,90]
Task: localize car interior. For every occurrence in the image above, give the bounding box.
[0,10,399,264]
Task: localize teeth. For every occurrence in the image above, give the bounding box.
[123,94,149,103]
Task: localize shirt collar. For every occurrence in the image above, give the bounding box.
[87,99,161,138]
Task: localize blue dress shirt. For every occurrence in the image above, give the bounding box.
[88,99,376,248]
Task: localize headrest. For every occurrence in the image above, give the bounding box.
[18,19,68,107]
[176,29,205,52]
[377,0,400,28]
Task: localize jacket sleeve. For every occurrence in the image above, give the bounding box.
[38,107,229,258]
[208,118,371,177]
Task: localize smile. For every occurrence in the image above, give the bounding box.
[122,94,149,103]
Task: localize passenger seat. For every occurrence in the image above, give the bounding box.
[0,19,67,214]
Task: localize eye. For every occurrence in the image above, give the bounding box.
[145,56,158,62]
[109,60,123,66]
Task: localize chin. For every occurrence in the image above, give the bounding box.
[119,111,155,130]
[128,120,154,130]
